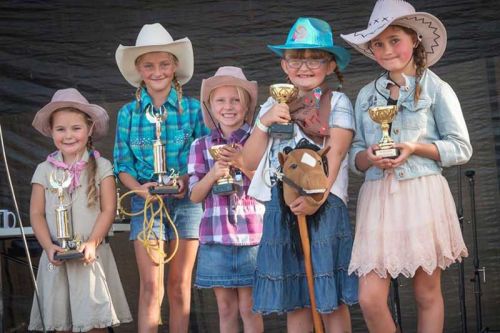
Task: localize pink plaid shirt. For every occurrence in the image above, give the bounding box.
[187,124,264,245]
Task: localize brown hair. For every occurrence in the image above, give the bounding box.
[283,49,344,91]
[49,108,98,207]
[134,52,184,112]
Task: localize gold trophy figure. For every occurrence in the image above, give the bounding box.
[208,144,239,196]
[368,105,400,158]
[269,84,299,139]
[145,105,180,195]
[50,170,84,261]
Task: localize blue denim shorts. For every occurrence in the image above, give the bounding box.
[195,243,259,288]
[129,194,202,241]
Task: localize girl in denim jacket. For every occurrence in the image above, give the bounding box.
[341,1,472,332]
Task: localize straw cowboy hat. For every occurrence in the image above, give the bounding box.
[32,88,109,140]
[200,66,258,129]
[268,17,351,71]
[340,0,447,67]
[115,23,194,87]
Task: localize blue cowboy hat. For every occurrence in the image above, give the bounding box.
[268,17,351,71]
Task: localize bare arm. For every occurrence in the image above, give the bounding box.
[242,103,290,170]
[325,127,354,189]
[118,171,156,200]
[87,176,116,247]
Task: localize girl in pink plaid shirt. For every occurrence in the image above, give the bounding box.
[188,66,264,333]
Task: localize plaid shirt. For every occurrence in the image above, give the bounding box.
[114,87,209,182]
[188,123,264,245]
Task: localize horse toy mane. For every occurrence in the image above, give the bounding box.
[277,139,330,257]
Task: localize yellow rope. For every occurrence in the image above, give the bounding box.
[117,189,180,325]
[118,189,179,264]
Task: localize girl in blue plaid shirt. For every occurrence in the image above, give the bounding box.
[113,23,208,332]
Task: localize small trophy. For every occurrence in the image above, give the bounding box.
[368,105,400,158]
[145,105,180,195]
[208,144,238,196]
[269,83,299,139]
[49,170,84,261]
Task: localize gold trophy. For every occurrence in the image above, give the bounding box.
[49,170,84,261]
[269,83,299,139]
[145,105,180,195]
[368,105,400,158]
[208,144,238,196]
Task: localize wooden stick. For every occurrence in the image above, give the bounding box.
[297,214,324,333]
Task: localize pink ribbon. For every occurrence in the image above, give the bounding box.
[46,150,100,193]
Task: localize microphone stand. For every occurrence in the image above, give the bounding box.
[465,170,499,333]
[457,165,468,333]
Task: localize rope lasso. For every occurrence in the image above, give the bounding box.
[117,189,179,264]
[117,189,180,325]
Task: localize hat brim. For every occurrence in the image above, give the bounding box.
[341,12,446,67]
[32,101,109,140]
[200,76,258,129]
[115,38,194,87]
[267,44,351,72]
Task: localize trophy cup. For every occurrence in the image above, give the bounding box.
[368,105,400,158]
[208,144,238,196]
[145,105,180,195]
[49,170,84,261]
[269,84,299,139]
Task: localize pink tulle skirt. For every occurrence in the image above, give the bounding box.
[349,172,468,278]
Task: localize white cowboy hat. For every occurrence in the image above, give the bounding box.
[115,23,194,87]
[340,0,447,67]
[200,66,258,129]
[33,88,109,140]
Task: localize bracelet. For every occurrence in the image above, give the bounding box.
[255,118,269,132]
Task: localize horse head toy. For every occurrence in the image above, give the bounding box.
[278,139,330,209]
[277,138,329,333]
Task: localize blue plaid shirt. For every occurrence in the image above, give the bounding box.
[113,87,209,182]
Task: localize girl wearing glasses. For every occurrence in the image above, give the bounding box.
[243,17,358,332]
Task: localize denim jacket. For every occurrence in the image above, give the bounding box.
[350,69,472,181]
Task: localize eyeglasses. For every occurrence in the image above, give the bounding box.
[284,58,329,69]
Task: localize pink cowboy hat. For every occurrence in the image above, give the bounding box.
[32,88,109,140]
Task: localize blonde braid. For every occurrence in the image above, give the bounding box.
[86,136,98,207]
[334,67,344,91]
[135,81,146,111]
[173,76,183,113]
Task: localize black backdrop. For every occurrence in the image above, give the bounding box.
[0,1,499,331]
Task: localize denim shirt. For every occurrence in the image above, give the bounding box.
[350,69,472,181]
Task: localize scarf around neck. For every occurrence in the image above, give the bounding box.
[46,150,100,193]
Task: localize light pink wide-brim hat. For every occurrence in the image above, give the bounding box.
[340,0,447,67]
[115,23,194,87]
[200,66,258,129]
[32,88,109,140]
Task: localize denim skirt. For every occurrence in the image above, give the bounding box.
[252,187,358,314]
[195,243,259,288]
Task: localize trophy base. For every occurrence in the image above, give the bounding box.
[149,185,180,195]
[212,182,238,196]
[54,249,84,261]
[375,147,400,159]
[269,123,294,139]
